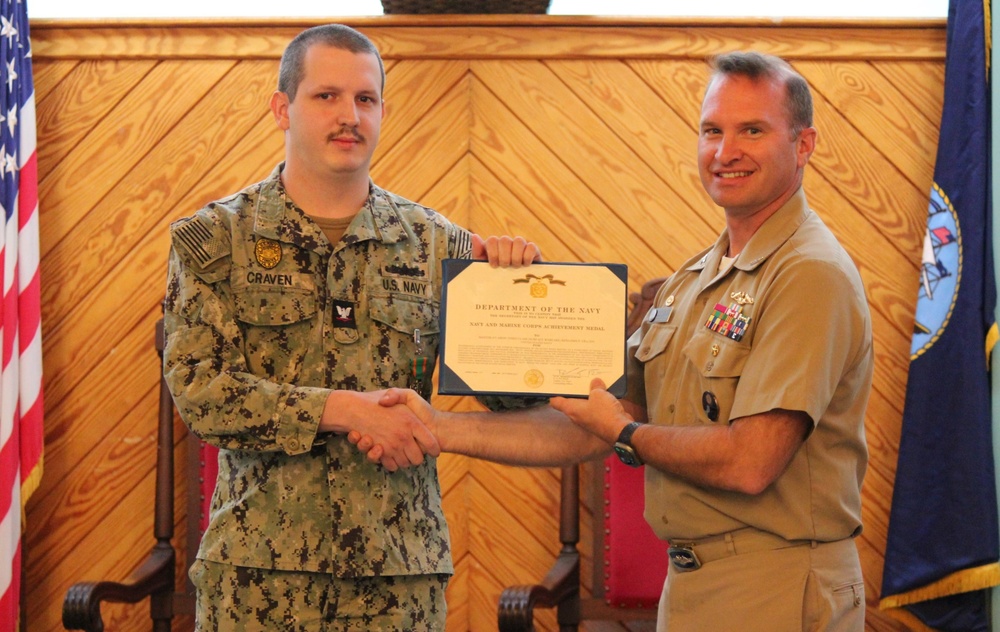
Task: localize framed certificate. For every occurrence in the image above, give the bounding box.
[438,260,628,398]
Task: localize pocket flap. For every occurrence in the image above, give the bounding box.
[234,289,317,326]
[634,325,675,363]
[369,296,440,336]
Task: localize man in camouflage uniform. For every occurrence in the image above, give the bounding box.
[163,24,539,630]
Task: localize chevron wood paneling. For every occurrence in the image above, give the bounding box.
[24,17,945,632]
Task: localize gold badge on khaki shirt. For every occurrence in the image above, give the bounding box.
[255,238,282,269]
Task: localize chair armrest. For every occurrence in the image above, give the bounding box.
[62,541,175,632]
[497,549,580,632]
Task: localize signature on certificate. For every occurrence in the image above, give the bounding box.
[556,367,604,378]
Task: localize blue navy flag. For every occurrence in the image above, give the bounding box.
[881,1,1000,630]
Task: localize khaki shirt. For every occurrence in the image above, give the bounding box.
[163,164,471,576]
[627,189,872,543]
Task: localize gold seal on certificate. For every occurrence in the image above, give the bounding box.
[438,260,628,398]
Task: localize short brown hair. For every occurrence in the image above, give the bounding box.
[707,51,813,136]
[278,24,385,101]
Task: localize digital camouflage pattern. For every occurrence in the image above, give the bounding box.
[163,164,472,577]
[190,559,449,630]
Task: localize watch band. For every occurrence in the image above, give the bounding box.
[614,421,644,467]
[616,421,642,446]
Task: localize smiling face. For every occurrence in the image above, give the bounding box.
[271,44,385,182]
[698,73,815,224]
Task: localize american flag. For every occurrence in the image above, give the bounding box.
[0,0,43,627]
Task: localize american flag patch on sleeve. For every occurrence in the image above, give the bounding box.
[172,218,228,269]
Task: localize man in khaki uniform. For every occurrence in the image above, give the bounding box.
[369,51,872,631]
[163,24,538,630]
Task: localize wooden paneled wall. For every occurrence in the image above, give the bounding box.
[24,16,944,632]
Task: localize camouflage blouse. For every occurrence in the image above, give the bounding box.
[163,165,472,577]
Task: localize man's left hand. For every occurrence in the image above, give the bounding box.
[472,234,542,268]
[550,378,634,444]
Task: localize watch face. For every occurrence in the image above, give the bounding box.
[614,443,641,467]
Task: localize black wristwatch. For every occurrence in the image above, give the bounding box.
[614,421,644,467]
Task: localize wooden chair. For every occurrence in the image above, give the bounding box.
[62,319,216,632]
[497,276,668,632]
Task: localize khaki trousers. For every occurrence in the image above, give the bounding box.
[657,537,864,632]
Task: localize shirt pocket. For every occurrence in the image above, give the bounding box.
[234,288,317,326]
[634,323,675,364]
[682,328,751,423]
[232,288,319,381]
[369,295,440,393]
[682,327,750,378]
[369,294,439,336]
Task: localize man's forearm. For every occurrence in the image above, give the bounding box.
[436,405,611,467]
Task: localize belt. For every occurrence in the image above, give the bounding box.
[667,528,816,572]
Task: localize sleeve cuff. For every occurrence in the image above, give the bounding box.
[274,386,330,455]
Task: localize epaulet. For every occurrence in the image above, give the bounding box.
[449,225,473,259]
[170,215,230,272]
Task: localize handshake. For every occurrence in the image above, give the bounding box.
[345,388,440,472]
[343,378,637,472]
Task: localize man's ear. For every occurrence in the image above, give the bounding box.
[796,127,817,168]
[271,91,291,130]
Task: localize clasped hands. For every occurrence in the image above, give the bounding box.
[345,233,542,471]
[346,389,436,471]
[349,378,635,470]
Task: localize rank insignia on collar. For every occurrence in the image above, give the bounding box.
[705,301,751,342]
[255,238,282,269]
